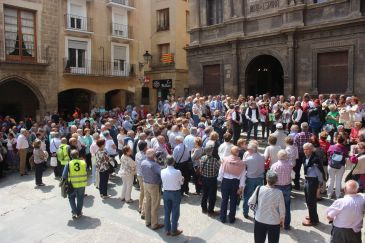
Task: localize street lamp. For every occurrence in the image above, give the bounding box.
[143,51,152,64]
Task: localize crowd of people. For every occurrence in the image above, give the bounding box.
[0,92,365,243]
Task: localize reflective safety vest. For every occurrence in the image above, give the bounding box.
[57,144,70,165]
[68,159,87,188]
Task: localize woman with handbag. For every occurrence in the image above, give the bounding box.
[95,139,113,199]
[118,146,136,203]
[6,133,18,171]
[191,137,204,195]
[33,139,47,186]
[249,170,285,243]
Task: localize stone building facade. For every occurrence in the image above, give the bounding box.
[187,0,365,99]
[0,0,59,120]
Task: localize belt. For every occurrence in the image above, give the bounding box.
[164,189,180,192]
[305,176,318,180]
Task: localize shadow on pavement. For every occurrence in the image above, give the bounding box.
[37,184,55,193]
[83,195,95,208]
[102,197,123,209]
[67,215,101,230]
[283,227,327,243]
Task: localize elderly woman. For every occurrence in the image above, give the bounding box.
[327,134,349,199]
[191,137,204,195]
[95,139,113,199]
[242,142,265,219]
[249,170,285,243]
[271,150,294,230]
[264,135,281,169]
[33,139,47,186]
[118,146,137,203]
[205,131,221,161]
[90,133,100,187]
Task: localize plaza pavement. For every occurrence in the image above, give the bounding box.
[1,165,343,243]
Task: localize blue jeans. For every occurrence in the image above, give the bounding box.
[68,187,85,215]
[163,190,181,233]
[220,178,239,222]
[276,184,291,228]
[243,177,263,215]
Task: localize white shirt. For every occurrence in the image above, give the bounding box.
[105,138,117,156]
[264,145,281,166]
[218,142,234,161]
[50,138,61,153]
[231,111,242,123]
[117,133,125,150]
[16,134,29,149]
[161,166,183,191]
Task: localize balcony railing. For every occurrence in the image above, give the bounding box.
[63,58,135,77]
[106,0,135,8]
[65,14,93,32]
[2,46,50,65]
[111,23,133,39]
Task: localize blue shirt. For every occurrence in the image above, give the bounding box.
[123,120,133,131]
[173,143,190,163]
[184,135,196,152]
[141,159,161,184]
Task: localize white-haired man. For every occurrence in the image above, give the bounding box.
[173,136,191,195]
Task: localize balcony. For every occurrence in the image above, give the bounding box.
[63,58,135,77]
[111,23,133,40]
[1,46,50,66]
[151,53,175,69]
[64,14,93,33]
[106,0,136,10]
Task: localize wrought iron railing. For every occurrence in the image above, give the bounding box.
[111,23,133,39]
[63,58,135,77]
[65,14,93,32]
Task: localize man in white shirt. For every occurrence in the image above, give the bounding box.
[17,128,29,176]
[218,132,234,161]
[103,131,117,157]
[272,123,287,149]
[161,155,184,236]
[231,105,242,145]
[327,180,365,243]
[245,102,259,141]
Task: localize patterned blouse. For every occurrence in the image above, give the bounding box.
[95,149,111,172]
[118,154,136,177]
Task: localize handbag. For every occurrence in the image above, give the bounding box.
[59,164,74,198]
[265,147,271,170]
[50,156,58,167]
[249,186,261,213]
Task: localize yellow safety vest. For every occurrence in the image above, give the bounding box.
[57,144,70,165]
[68,159,87,188]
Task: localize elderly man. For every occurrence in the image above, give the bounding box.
[135,141,148,218]
[327,180,365,243]
[184,127,197,152]
[161,155,184,236]
[218,132,234,162]
[199,144,221,216]
[141,149,163,230]
[302,143,325,226]
[271,150,295,230]
[17,128,29,176]
[231,105,242,144]
[272,123,286,149]
[173,136,191,195]
[218,146,246,223]
[245,102,259,141]
[293,122,312,190]
[242,142,265,219]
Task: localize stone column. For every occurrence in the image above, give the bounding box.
[231,41,239,97]
[200,0,207,26]
[279,0,288,8]
[286,33,295,96]
[189,0,200,29]
[350,0,361,17]
[223,0,232,21]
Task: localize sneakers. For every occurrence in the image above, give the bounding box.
[72,214,77,219]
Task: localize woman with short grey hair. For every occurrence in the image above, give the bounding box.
[249,170,285,243]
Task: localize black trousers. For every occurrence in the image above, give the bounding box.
[232,123,241,145]
[85,153,92,170]
[35,163,44,185]
[254,220,280,243]
[99,171,109,196]
[293,153,305,188]
[220,178,239,222]
[304,177,319,223]
[201,176,217,212]
[192,167,202,193]
[175,162,190,194]
[247,121,258,141]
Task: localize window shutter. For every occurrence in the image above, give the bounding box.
[68,40,87,50]
[114,46,127,60]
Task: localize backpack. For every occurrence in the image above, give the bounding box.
[330,151,345,169]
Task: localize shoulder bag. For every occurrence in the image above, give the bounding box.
[249,186,261,213]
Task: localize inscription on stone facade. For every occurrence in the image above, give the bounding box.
[249,0,279,13]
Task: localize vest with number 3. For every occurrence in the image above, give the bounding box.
[68,159,87,188]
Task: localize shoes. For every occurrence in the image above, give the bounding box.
[243,214,249,219]
[77,212,83,218]
[145,223,151,227]
[202,209,208,214]
[293,185,300,190]
[305,216,310,221]
[152,224,164,230]
[37,183,45,186]
[165,232,171,236]
[141,215,145,220]
[101,195,111,199]
[121,198,125,202]
[171,230,183,236]
[126,199,133,204]
[284,226,291,230]
[229,218,236,224]
[72,214,77,219]
[208,211,220,217]
[220,218,226,223]
[302,219,318,226]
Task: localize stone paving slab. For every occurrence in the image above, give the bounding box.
[0,166,362,243]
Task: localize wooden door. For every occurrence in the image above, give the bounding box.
[203,64,221,95]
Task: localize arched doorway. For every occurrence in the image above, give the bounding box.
[105,89,134,110]
[245,55,284,96]
[0,79,42,121]
[58,89,95,118]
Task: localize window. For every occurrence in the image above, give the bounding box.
[158,43,173,64]
[113,46,127,75]
[67,3,88,31]
[157,8,169,31]
[4,7,36,61]
[68,40,87,68]
[317,51,348,94]
[207,0,223,26]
